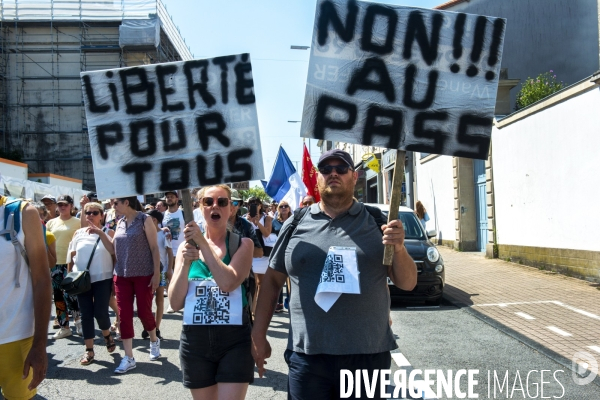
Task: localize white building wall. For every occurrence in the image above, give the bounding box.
[0,159,28,180]
[493,87,600,251]
[415,155,455,242]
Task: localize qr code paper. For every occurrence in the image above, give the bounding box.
[320,254,345,283]
[192,285,231,324]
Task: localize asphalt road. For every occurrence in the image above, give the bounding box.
[3,297,599,399]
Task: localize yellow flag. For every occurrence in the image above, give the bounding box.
[365,157,380,174]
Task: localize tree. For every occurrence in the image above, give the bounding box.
[238,186,271,202]
[515,70,564,110]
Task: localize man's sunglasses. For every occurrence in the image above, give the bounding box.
[201,197,230,207]
[231,200,241,207]
[85,211,101,216]
[318,164,351,175]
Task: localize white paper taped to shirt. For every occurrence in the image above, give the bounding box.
[314,246,360,312]
[183,280,243,325]
[252,256,270,274]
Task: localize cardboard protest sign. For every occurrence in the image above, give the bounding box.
[301,0,506,160]
[81,54,263,198]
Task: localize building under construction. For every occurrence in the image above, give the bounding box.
[0,0,192,190]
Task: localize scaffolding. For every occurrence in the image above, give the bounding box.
[0,0,193,190]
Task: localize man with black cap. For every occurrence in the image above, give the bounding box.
[252,148,417,399]
[162,191,185,255]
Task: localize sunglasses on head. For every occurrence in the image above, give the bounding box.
[85,211,101,216]
[201,197,230,207]
[318,164,351,175]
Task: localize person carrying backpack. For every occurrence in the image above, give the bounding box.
[251,149,418,399]
[169,184,254,399]
[0,196,52,400]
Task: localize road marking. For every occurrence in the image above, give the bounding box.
[475,300,557,307]
[390,353,439,399]
[547,326,572,337]
[589,346,600,354]
[515,312,535,320]
[552,301,600,321]
[410,380,438,399]
[391,352,411,367]
[475,300,600,321]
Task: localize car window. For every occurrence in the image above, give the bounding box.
[397,212,426,240]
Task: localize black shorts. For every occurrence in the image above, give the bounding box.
[179,324,254,389]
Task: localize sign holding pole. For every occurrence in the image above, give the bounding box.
[301,0,506,265]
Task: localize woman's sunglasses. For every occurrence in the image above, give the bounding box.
[279,205,290,209]
[85,211,101,216]
[201,197,230,207]
[318,164,351,175]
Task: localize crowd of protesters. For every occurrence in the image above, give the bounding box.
[1,151,409,400]
[0,188,293,395]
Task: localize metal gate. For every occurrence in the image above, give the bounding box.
[473,160,488,252]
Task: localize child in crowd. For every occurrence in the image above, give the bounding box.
[143,210,174,339]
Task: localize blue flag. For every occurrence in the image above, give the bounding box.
[264,146,307,210]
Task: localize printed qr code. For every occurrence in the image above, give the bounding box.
[320,253,345,283]
[192,285,231,324]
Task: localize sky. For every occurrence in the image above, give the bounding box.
[161,0,443,183]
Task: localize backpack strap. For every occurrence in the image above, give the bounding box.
[278,206,310,251]
[364,204,387,235]
[0,200,29,288]
[227,231,241,257]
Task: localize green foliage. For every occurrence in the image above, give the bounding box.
[238,186,271,202]
[515,70,564,110]
[0,148,24,163]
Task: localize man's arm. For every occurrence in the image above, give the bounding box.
[383,220,417,291]
[251,268,287,378]
[21,203,51,390]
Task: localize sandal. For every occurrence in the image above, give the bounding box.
[104,334,116,353]
[80,348,95,365]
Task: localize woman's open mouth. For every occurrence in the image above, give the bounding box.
[210,213,221,220]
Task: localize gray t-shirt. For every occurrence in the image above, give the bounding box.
[270,202,398,355]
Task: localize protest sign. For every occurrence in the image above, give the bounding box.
[81,53,264,199]
[301,0,506,160]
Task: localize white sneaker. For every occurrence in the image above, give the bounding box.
[166,306,175,314]
[53,327,72,339]
[75,319,83,336]
[149,338,161,360]
[114,356,136,374]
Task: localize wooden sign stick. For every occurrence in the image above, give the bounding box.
[383,150,406,266]
[180,188,198,248]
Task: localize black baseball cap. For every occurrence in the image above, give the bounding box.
[317,149,355,170]
[56,195,74,205]
[164,190,179,198]
[87,192,98,201]
[146,209,164,224]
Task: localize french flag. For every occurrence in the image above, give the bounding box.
[263,146,307,211]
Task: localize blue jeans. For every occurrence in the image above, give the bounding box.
[76,278,112,340]
[284,349,391,400]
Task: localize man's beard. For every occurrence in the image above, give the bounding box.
[318,178,354,205]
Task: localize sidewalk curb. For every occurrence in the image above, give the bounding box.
[443,293,600,389]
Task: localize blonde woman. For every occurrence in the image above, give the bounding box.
[170,184,253,400]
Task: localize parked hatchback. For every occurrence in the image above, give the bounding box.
[364,204,445,305]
